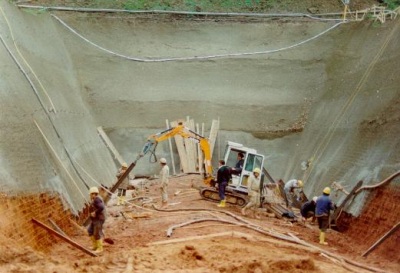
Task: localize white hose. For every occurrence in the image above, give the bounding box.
[51,14,345,62]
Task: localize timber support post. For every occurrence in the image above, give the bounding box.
[32,218,97,257]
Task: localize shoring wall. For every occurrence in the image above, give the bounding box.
[0,2,399,221]
[0,2,117,214]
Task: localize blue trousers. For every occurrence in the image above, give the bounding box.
[218,181,227,200]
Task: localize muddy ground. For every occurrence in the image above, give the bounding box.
[1,175,399,273]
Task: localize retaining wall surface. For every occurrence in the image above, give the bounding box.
[0,2,399,217]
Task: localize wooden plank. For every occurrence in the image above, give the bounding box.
[148,231,235,245]
[208,119,219,156]
[188,119,198,171]
[362,221,400,257]
[97,126,125,165]
[32,218,97,257]
[82,162,136,226]
[48,219,68,237]
[165,119,176,175]
[196,123,203,173]
[171,121,188,173]
[109,162,136,196]
[262,167,276,184]
[264,204,283,219]
[183,117,196,172]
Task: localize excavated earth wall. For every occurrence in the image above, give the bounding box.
[0,0,399,251]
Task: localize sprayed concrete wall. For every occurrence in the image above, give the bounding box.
[0,3,117,214]
[0,2,399,216]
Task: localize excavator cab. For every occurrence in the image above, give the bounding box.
[224,141,265,195]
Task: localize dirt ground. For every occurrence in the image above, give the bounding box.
[1,175,398,273]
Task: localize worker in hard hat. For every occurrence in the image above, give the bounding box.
[87,186,105,253]
[116,162,129,205]
[159,158,169,208]
[284,179,304,209]
[216,159,231,208]
[315,187,335,245]
[241,168,262,219]
[300,196,318,223]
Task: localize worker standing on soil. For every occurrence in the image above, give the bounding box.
[116,162,129,205]
[241,168,262,218]
[284,179,303,209]
[216,159,231,208]
[300,196,318,223]
[159,157,169,208]
[88,186,105,253]
[231,152,244,175]
[315,187,335,245]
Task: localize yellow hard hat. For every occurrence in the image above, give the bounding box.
[297,180,303,187]
[122,162,128,168]
[89,186,99,194]
[253,168,261,174]
[323,187,331,195]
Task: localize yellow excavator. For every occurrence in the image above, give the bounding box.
[141,122,270,206]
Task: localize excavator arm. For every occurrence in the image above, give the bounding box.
[142,123,214,185]
[141,122,248,206]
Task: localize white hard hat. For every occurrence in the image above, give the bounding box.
[253,168,261,174]
[160,158,167,164]
[312,196,318,203]
[89,186,99,194]
[122,162,128,168]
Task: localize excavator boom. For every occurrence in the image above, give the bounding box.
[141,122,261,207]
[142,123,213,185]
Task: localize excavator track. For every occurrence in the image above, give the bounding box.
[199,187,248,207]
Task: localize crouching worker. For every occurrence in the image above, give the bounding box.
[284,179,303,210]
[88,186,106,253]
[300,196,318,223]
[315,187,335,245]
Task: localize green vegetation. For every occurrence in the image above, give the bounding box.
[117,0,268,12]
[12,0,400,13]
[19,0,291,13]
[383,0,400,9]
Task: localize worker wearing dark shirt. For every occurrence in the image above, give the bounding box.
[88,186,106,253]
[316,187,335,245]
[216,160,231,208]
[300,196,318,223]
[231,152,244,175]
